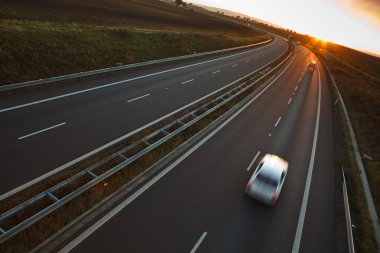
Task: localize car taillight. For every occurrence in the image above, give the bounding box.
[272,191,277,202]
[247,179,255,191]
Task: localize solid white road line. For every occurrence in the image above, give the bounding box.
[127,94,150,103]
[288,98,292,104]
[292,63,321,253]
[246,151,261,171]
[274,117,282,127]
[212,70,221,74]
[18,122,66,140]
[0,42,276,113]
[180,79,194,85]
[190,232,207,253]
[58,50,296,253]
[232,64,238,68]
[246,60,250,62]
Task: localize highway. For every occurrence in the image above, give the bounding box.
[0,38,288,196]
[53,45,336,252]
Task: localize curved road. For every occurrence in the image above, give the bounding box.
[0,38,288,195]
[54,45,336,253]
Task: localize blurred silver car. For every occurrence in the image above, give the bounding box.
[245,154,288,205]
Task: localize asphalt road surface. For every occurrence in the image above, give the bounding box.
[56,45,336,253]
[0,38,288,196]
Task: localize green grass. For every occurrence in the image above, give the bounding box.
[0,19,270,84]
[0,0,270,85]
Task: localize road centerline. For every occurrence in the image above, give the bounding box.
[246,151,261,171]
[127,94,150,103]
[190,232,207,253]
[180,79,194,85]
[212,70,221,74]
[18,122,66,140]
[232,64,238,68]
[274,117,282,127]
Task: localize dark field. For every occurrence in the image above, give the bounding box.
[1,0,256,34]
[0,0,269,84]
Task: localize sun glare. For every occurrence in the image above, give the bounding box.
[189,0,380,55]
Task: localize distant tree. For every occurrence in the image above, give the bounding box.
[175,0,183,6]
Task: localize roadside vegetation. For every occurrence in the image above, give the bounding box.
[308,40,380,253]
[0,0,270,85]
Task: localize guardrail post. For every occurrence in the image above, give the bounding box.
[47,192,59,202]
[342,166,355,253]
[87,170,98,178]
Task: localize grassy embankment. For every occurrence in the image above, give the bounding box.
[0,0,271,85]
[311,42,380,253]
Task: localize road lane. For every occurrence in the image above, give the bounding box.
[0,39,282,111]
[0,38,288,195]
[60,46,335,253]
[298,65,335,253]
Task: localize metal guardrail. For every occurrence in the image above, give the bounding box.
[342,166,355,253]
[0,39,272,92]
[0,44,292,244]
[321,59,380,250]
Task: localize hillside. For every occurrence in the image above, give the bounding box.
[0,0,270,85]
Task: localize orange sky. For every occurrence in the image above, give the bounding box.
[189,0,380,56]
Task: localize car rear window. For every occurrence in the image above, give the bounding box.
[257,174,278,187]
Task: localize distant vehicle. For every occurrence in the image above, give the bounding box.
[309,60,317,70]
[245,154,288,205]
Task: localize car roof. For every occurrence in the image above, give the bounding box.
[259,154,288,179]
